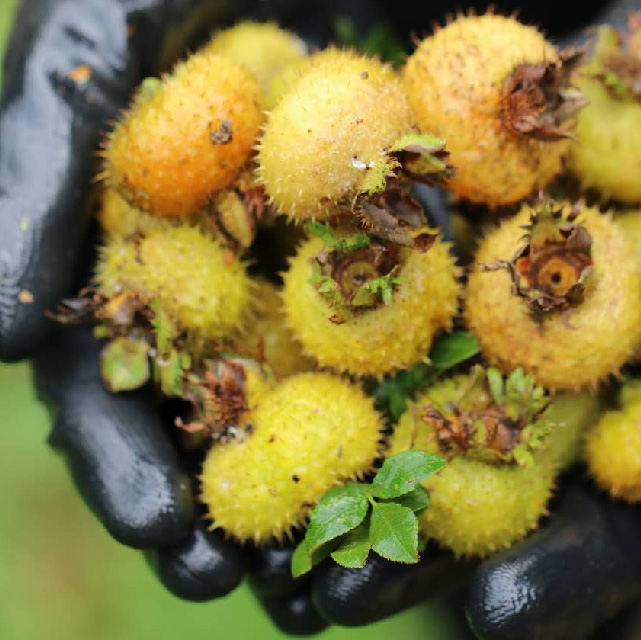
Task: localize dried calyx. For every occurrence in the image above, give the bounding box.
[177,357,267,441]
[418,366,556,467]
[593,12,641,102]
[482,199,593,319]
[307,222,416,322]
[499,47,587,140]
[345,134,452,250]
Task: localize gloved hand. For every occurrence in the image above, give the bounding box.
[4,0,641,638]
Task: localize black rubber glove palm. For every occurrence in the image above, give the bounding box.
[3,0,641,638]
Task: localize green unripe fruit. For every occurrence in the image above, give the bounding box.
[200,372,382,542]
[95,224,251,341]
[568,22,641,203]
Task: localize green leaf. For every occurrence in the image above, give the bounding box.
[429,331,480,370]
[291,539,337,578]
[386,485,430,513]
[291,540,313,578]
[100,337,150,393]
[487,367,505,405]
[370,502,419,564]
[371,450,446,499]
[331,522,371,569]
[305,484,370,552]
[305,220,370,251]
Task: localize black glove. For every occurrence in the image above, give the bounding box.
[5,0,641,637]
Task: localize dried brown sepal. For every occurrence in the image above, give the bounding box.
[422,404,521,461]
[481,200,594,318]
[390,137,455,186]
[499,47,588,141]
[177,358,252,441]
[353,184,438,251]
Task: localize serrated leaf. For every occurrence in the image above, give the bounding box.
[429,331,480,370]
[305,484,370,552]
[291,540,313,578]
[386,485,430,513]
[100,337,149,393]
[291,538,337,578]
[331,522,371,569]
[372,450,446,499]
[370,502,419,564]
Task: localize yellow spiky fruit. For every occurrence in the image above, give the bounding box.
[102,53,263,218]
[615,210,641,263]
[465,203,641,390]
[98,188,171,238]
[240,279,315,379]
[264,48,347,110]
[585,399,641,502]
[95,225,250,341]
[388,402,554,557]
[204,22,307,93]
[282,236,459,376]
[200,372,382,543]
[568,25,641,203]
[404,14,580,206]
[257,50,414,220]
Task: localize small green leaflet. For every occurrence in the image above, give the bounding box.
[331,522,371,569]
[305,484,369,552]
[375,331,480,421]
[370,502,418,564]
[291,450,446,577]
[371,450,446,499]
[306,220,371,251]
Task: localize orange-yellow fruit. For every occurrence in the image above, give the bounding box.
[200,372,382,542]
[404,14,576,205]
[585,399,641,502]
[102,53,263,218]
[204,22,307,93]
[258,50,414,220]
[241,279,315,379]
[465,202,641,389]
[282,236,459,376]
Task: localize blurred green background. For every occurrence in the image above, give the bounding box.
[0,2,463,639]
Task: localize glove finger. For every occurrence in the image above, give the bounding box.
[33,326,194,549]
[146,521,247,601]
[249,537,311,599]
[312,548,476,626]
[253,587,329,636]
[465,482,641,640]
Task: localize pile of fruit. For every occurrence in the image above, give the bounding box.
[56,13,641,570]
